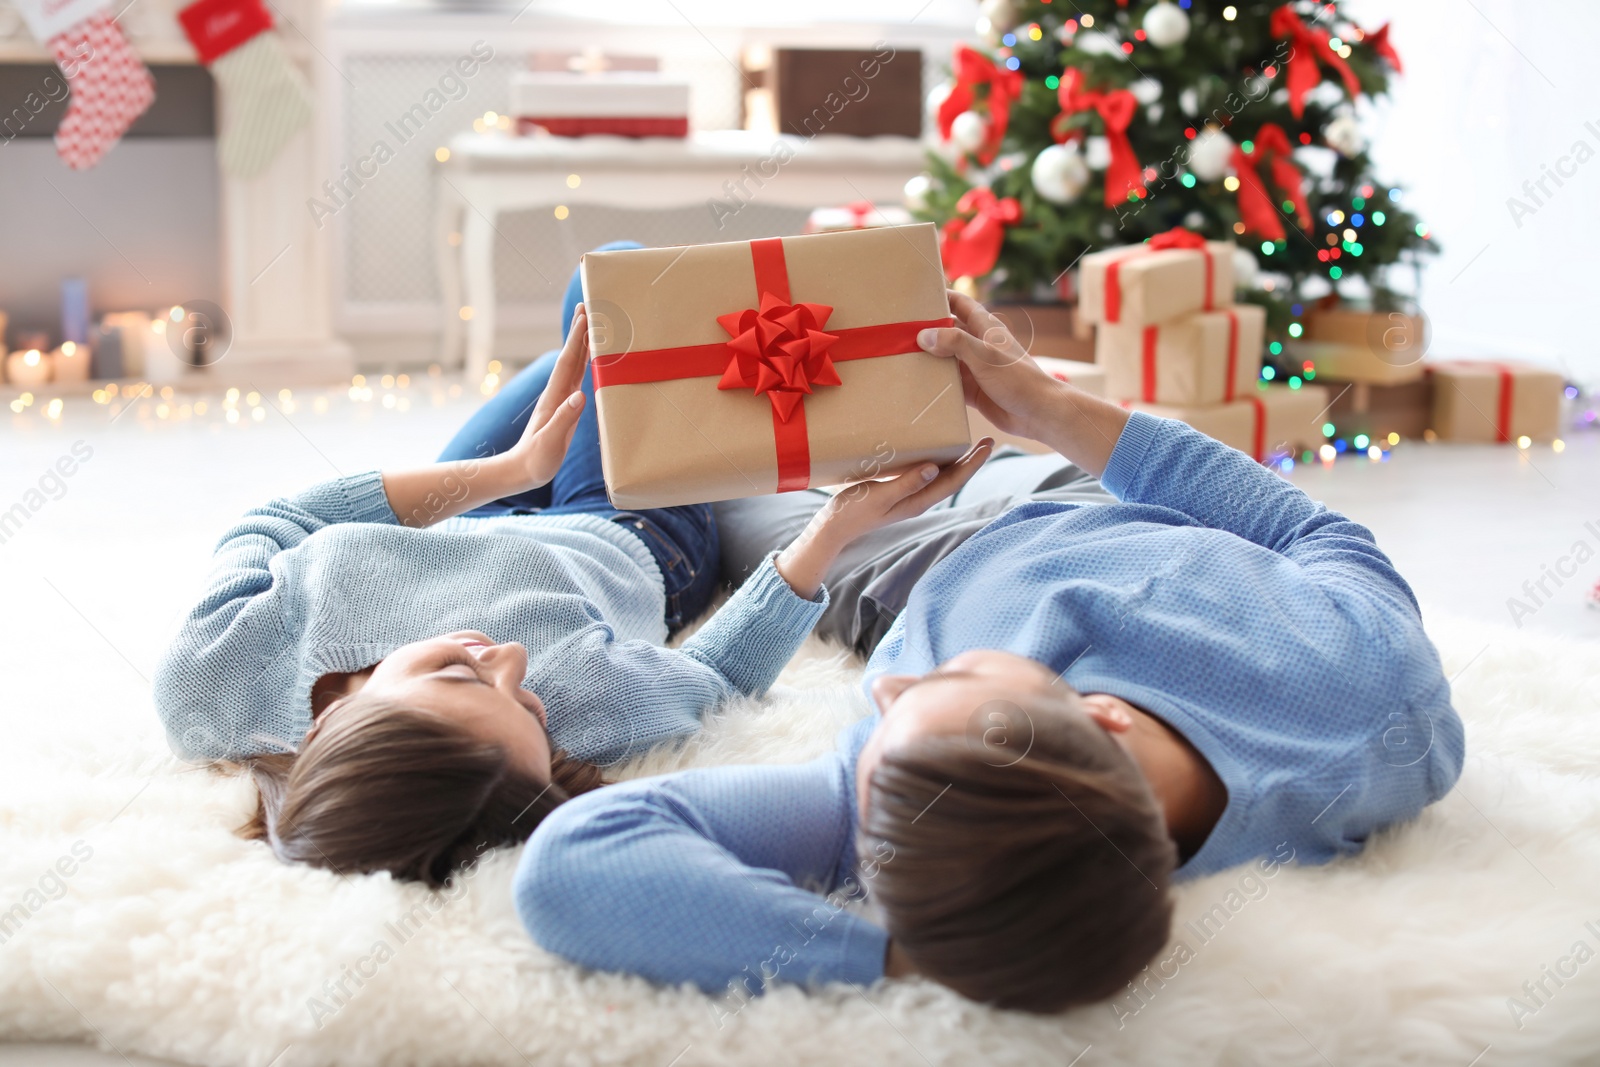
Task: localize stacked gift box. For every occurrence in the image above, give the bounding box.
[1293,308,1566,445]
[1079,231,1325,463]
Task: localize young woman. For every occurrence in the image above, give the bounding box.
[153,245,992,887]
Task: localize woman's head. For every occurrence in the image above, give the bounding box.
[856,650,1177,1012]
[242,632,603,887]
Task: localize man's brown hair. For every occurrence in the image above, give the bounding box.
[240,694,604,887]
[859,700,1177,1012]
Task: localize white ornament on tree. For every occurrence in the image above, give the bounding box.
[1143,2,1191,48]
[1324,114,1365,156]
[926,81,953,123]
[1233,247,1260,289]
[950,110,989,153]
[1178,87,1199,116]
[1031,144,1090,203]
[1187,128,1234,182]
[979,0,1020,34]
[904,174,932,211]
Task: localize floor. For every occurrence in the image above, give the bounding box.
[0,375,1595,1066]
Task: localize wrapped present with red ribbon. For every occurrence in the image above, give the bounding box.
[1078,229,1236,328]
[1098,304,1265,406]
[583,224,971,508]
[1125,384,1328,463]
[1428,361,1563,444]
[1290,307,1429,385]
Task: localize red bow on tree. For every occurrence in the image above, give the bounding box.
[937,44,1024,164]
[1051,69,1146,208]
[1270,4,1361,118]
[939,187,1022,280]
[716,293,841,423]
[1230,124,1311,241]
[1365,22,1403,73]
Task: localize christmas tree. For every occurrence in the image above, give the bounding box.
[910,0,1436,371]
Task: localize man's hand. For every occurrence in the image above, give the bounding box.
[773,438,994,599]
[917,291,1131,477]
[500,304,591,494]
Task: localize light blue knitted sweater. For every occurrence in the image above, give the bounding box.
[515,413,1464,995]
[153,472,826,763]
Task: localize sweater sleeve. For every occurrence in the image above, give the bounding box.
[529,555,829,763]
[515,760,888,998]
[1099,412,1420,614]
[153,473,398,758]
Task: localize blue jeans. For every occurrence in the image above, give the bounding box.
[437,241,719,632]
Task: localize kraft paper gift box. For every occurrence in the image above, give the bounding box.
[968,358,1106,453]
[1325,378,1434,442]
[1097,304,1265,405]
[1428,361,1564,443]
[1127,384,1329,462]
[1289,307,1429,385]
[582,224,972,509]
[1078,231,1236,328]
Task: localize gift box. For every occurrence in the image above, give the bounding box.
[512,71,690,138]
[583,224,971,508]
[1290,307,1429,385]
[804,201,914,233]
[1428,361,1564,443]
[1127,384,1330,462]
[1324,378,1434,443]
[1098,304,1265,405]
[967,358,1106,453]
[1078,230,1235,327]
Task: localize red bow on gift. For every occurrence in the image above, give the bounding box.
[1365,22,1403,73]
[1052,69,1146,208]
[937,44,1024,164]
[1270,4,1361,119]
[939,187,1022,280]
[716,293,842,423]
[1230,124,1310,241]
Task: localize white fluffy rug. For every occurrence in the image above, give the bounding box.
[3,613,1599,1067]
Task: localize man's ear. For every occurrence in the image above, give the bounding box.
[1080,693,1134,734]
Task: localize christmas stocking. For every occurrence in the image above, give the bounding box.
[178,0,313,178]
[14,0,156,170]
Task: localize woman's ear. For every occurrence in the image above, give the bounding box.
[1080,693,1135,734]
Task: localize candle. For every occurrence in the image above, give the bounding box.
[6,348,53,387]
[53,340,91,383]
[100,312,151,376]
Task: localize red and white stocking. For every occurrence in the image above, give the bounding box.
[15,0,155,170]
[178,0,312,177]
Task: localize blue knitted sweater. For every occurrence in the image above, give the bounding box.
[515,413,1464,995]
[153,472,826,763]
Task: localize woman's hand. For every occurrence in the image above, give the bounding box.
[917,291,1131,477]
[499,305,591,494]
[773,438,994,599]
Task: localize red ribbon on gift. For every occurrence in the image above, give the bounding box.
[1102,227,1214,324]
[1138,308,1240,404]
[1270,4,1361,119]
[1052,69,1146,208]
[1248,395,1267,462]
[939,187,1022,280]
[590,238,954,492]
[937,45,1024,165]
[1230,124,1311,242]
[1366,22,1403,73]
[178,0,274,65]
[845,200,876,229]
[1437,361,1518,443]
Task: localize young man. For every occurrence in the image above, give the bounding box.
[512,293,1464,1013]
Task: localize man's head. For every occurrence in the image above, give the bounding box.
[241,632,602,887]
[856,650,1177,1012]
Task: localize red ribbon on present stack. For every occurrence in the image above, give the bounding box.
[939,187,1022,280]
[1102,226,1214,324]
[1270,4,1362,119]
[1230,124,1311,242]
[937,45,1024,165]
[1137,309,1241,404]
[590,238,953,491]
[1052,69,1146,208]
